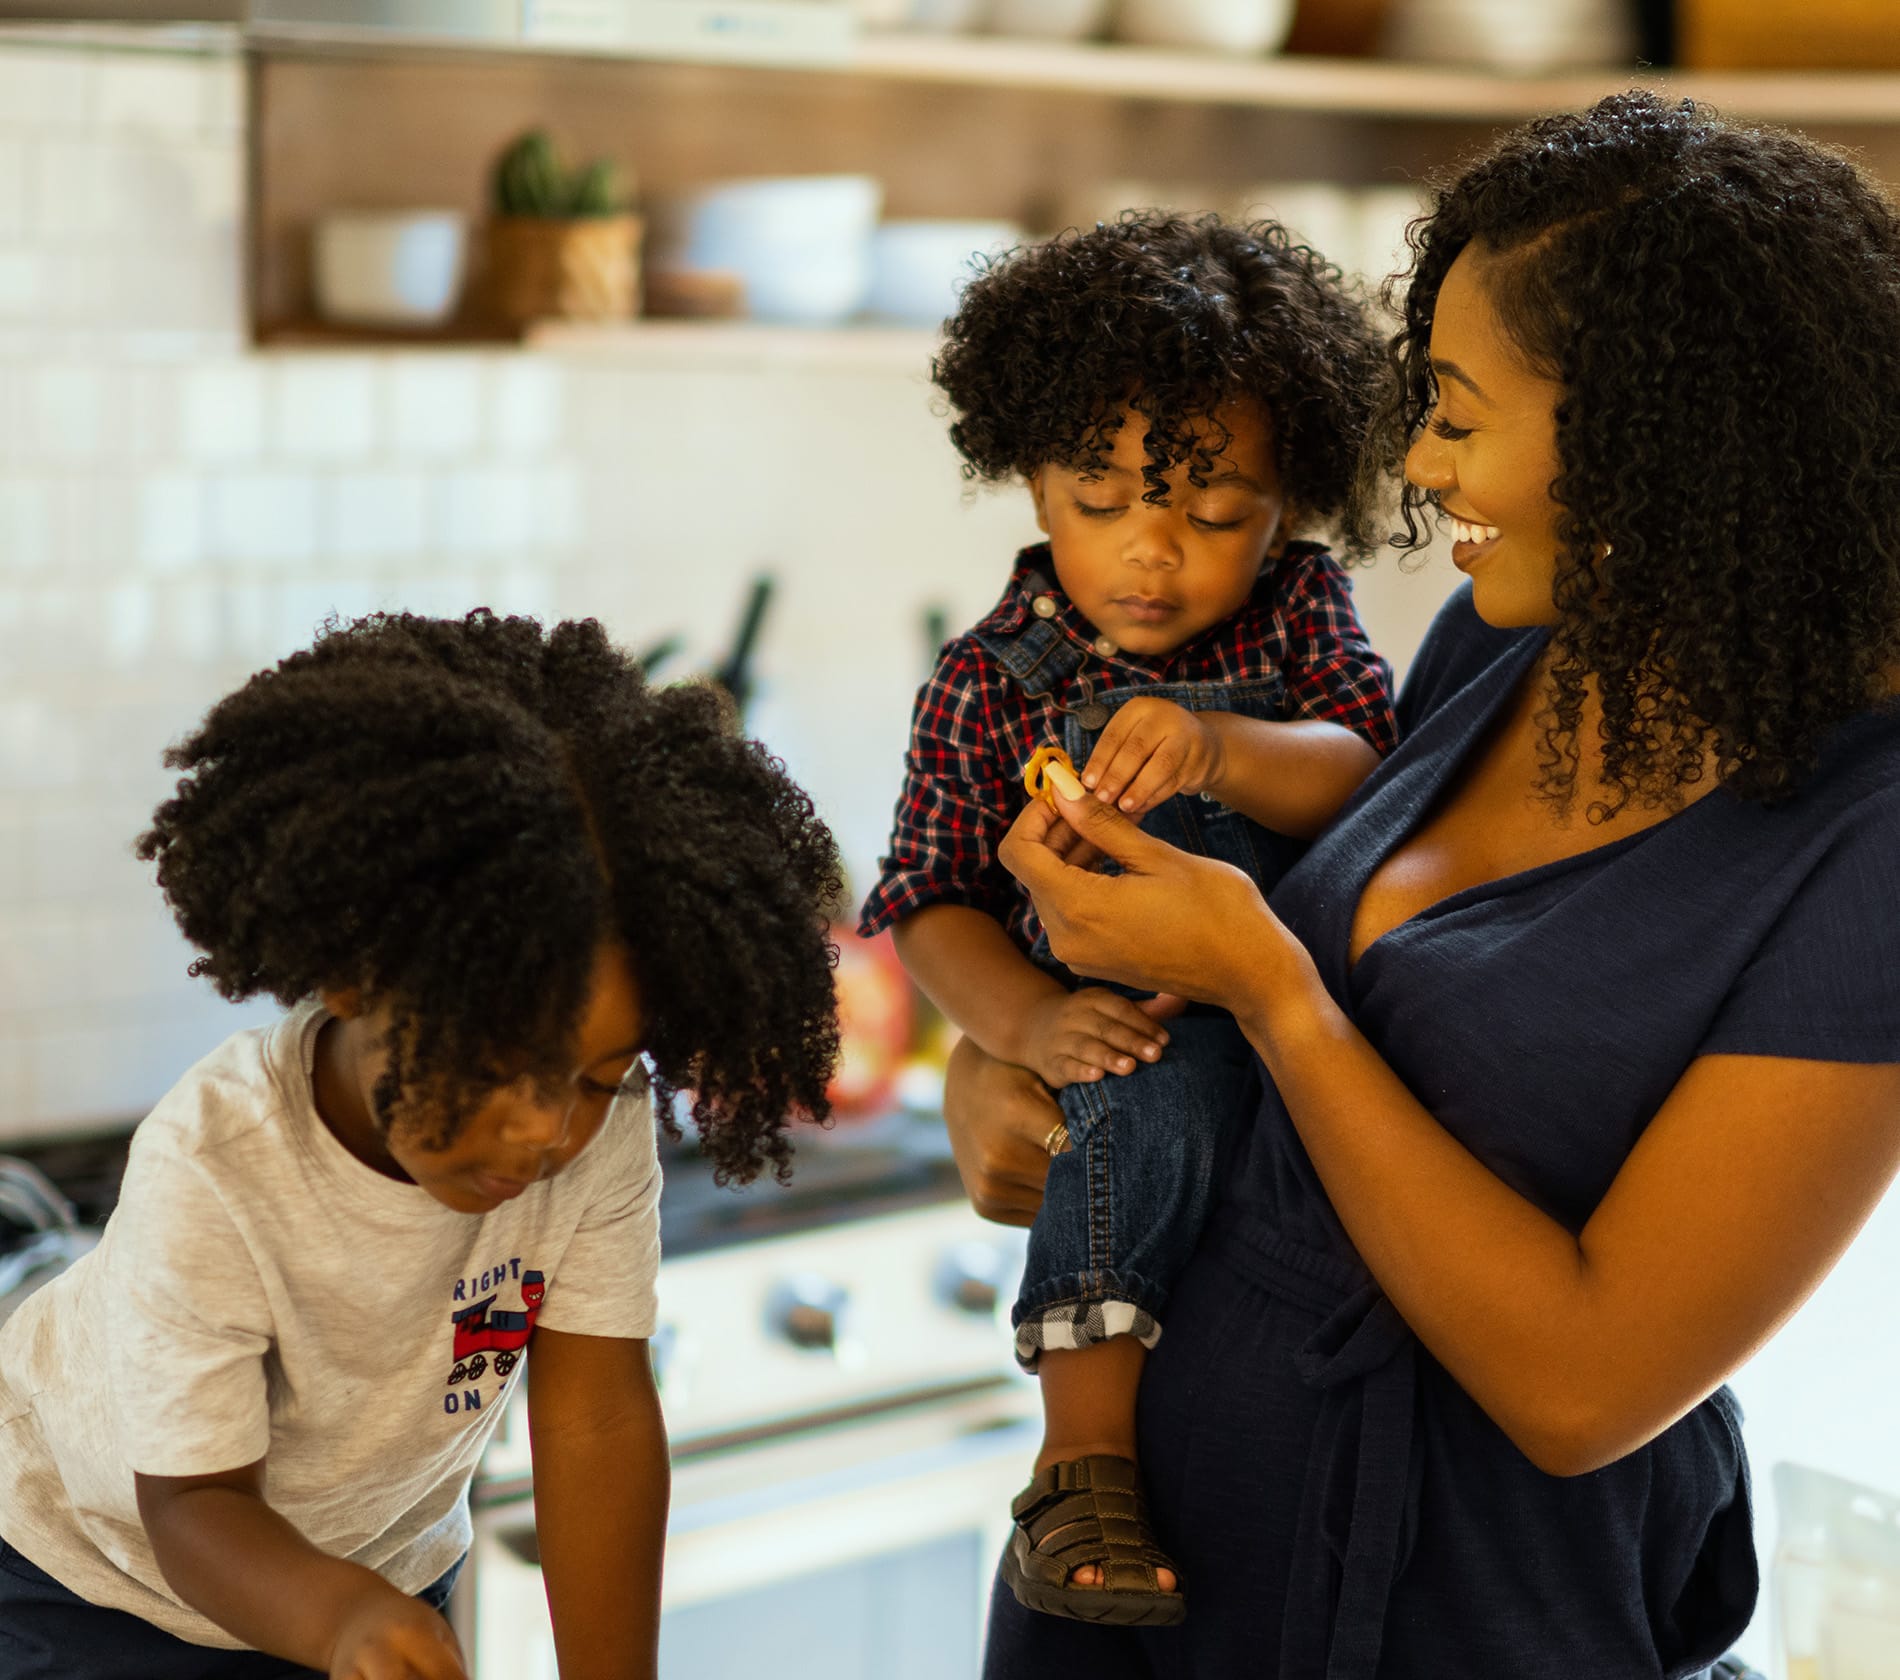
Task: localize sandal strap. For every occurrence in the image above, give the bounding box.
[1009,1454,1177,1596]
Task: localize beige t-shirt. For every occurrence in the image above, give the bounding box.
[0,1000,662,1648]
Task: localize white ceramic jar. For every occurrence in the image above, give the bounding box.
[1113,0,1296,54]
[312,210,467,327]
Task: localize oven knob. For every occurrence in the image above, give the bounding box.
[768,1274,851,1351]
[937,1240,1009,1316]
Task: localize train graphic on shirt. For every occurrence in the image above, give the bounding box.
[447,1269,546,1385]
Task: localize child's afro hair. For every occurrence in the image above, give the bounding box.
[932,210,1389,556]
[138,610,842,1185]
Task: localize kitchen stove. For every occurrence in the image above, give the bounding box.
[472,1105,1034,1679]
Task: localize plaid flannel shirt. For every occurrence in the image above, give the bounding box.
[858,541,1396,954]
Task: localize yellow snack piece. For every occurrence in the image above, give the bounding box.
[1021,743,1077,810]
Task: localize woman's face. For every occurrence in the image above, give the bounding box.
[1029,399,1290,658]
[1403,245,1569,629]
[320,939,647,1215]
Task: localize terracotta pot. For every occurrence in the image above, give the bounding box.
[484,213,641,326]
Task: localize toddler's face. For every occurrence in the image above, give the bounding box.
[1030,399,1289,659]
[320,940,648,1215]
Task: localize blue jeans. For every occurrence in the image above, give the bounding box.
[0,1537,463,1680]
[1012,1008,1258,1366]
[972,606,1289,1370]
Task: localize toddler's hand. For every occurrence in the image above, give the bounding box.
[1082,698,1223,815]
[1024,987,1170,1088]
[328,1586,468,1680]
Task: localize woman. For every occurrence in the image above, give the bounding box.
[951,91,1900,1678]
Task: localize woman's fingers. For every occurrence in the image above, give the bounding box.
[1002,762,1158,893]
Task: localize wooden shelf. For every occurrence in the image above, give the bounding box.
[254,316,942,369]
[524,320,939,370]
[846,35,1900,126]
[243,29,1900,348]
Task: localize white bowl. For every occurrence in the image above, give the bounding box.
[312,210,466,327]
[865,220,1024,324]
[985,0,1113,41]
[902,0,986,25]
[676,176,884,324]
[1114,0,1294,53]
[1381,0,1635,70]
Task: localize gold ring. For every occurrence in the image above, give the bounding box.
[1042,1120,1072,1157]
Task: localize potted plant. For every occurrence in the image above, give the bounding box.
[484,129,640,327]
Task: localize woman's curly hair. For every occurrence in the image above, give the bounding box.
[137,611,841,1185]
[933,211,1388,556]
[1380,90,1900,810]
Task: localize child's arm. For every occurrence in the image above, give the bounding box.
[893,902,1170,1089]
[527,1327,669,1680]
[135,1464,468,1679]
[1080,698,1382,838]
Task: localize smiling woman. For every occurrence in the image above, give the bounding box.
[951,91,1900,1680]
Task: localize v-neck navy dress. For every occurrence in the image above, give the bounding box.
[982,584,1900,1679]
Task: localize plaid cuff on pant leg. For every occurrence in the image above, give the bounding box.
[1014,1298,1160,1369]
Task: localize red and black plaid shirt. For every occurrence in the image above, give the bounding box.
[858,542,1397,954]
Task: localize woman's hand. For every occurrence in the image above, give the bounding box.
[1000,764,1295,1013]
[942,1033,1065,1226]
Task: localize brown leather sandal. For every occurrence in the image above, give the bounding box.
[1001,1454,1186,1626]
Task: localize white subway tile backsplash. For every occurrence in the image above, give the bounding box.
[153,581,224,664]
[27,1020,170,1131]
[0,250,47,319]
[274,358,378,461]
[118,248,242,335]
[387,357,485,459]
[42,248,115,331]
[179,363,265,463]
[100,582,157,665]
[0,49,94,132]
[0,815,27,908]
[58,475,136,586]
[199,56,243,136]
[30,140,118,239]
[436,466,537,555]
[26,802,147,908]
[332,470,428,559]
[0,138,27,238]
[487,358,566,455]
[533,461,584,548]
[93,55,215,133]
[0,481,56,572]
[487,568,557,621]
[0,907,93,1014]
[136,473,204,572]
[0,1036,27,1131]
[30,365,122,462]
[208,469,322,564]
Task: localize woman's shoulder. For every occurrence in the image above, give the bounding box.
[1394,582,1539,741]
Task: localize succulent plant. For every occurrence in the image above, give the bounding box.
[491,129,631,219]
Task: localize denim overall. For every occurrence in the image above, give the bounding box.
[973,581,1303,1368]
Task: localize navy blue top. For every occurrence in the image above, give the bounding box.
[982,584,1900,1680]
